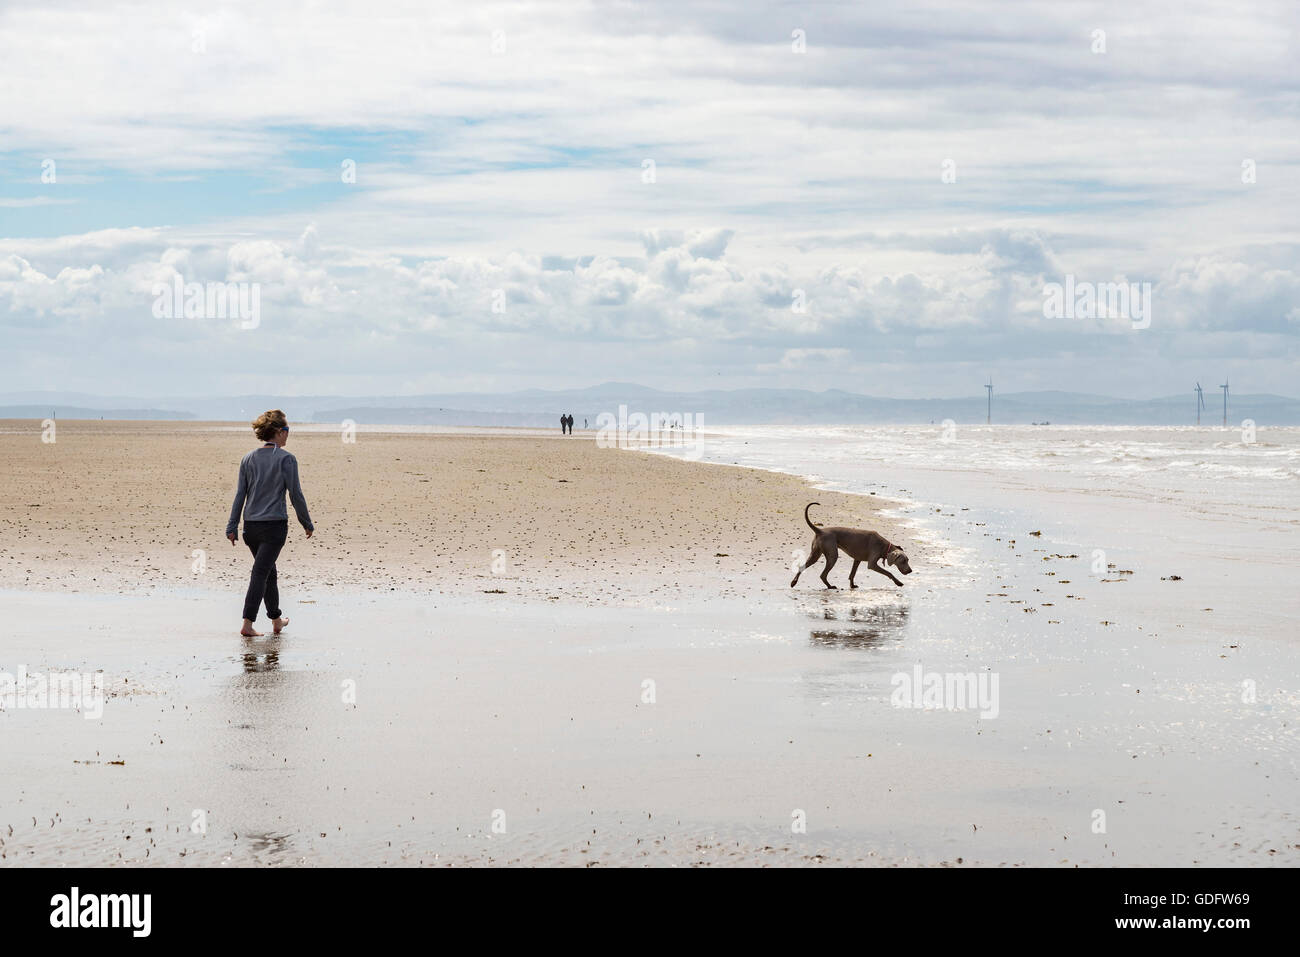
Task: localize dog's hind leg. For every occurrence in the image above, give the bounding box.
[848,559,861,589]
[790,543,822,587]
[819,547,839,589]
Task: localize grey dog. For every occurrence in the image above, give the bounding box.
[790,502,913,589]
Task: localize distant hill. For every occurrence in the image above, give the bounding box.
[1,385,1296,426]
[0,405,196,421]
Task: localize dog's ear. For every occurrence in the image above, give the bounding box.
[884,548,898,567]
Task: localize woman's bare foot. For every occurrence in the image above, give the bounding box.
[272,616,289,635]
[240,619,262,637]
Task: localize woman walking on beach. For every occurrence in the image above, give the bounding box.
[226,410,314,637]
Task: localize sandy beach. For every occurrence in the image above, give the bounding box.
[1,419,1296,867]
[0,420,909,603]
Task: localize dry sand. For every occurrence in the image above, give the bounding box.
[0,419,910,604]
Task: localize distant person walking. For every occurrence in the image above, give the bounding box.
[226,410,314,637]
[560,413,567,434]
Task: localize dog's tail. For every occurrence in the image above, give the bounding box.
[804,502,821,532]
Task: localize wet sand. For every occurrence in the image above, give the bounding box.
[4,581,1294,867]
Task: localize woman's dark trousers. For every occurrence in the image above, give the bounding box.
[242,520,288,621]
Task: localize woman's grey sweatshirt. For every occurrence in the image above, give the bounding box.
[226,445,314,535]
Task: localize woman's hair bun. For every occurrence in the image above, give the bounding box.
[252,409,288,441]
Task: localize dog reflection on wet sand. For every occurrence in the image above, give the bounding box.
[809,603,909,648]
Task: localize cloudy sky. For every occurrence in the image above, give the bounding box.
[1,0,1296,399]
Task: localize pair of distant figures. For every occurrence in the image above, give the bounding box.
[559,413,584,434]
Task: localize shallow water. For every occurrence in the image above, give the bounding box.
[650,424,1300,642]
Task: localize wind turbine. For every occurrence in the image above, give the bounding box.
[1220,378,1229,427]
[985,379,993,425]
[1195,382,1204,425]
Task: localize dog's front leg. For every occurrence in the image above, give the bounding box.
[868,561,903,587]
[848,559,861,589]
